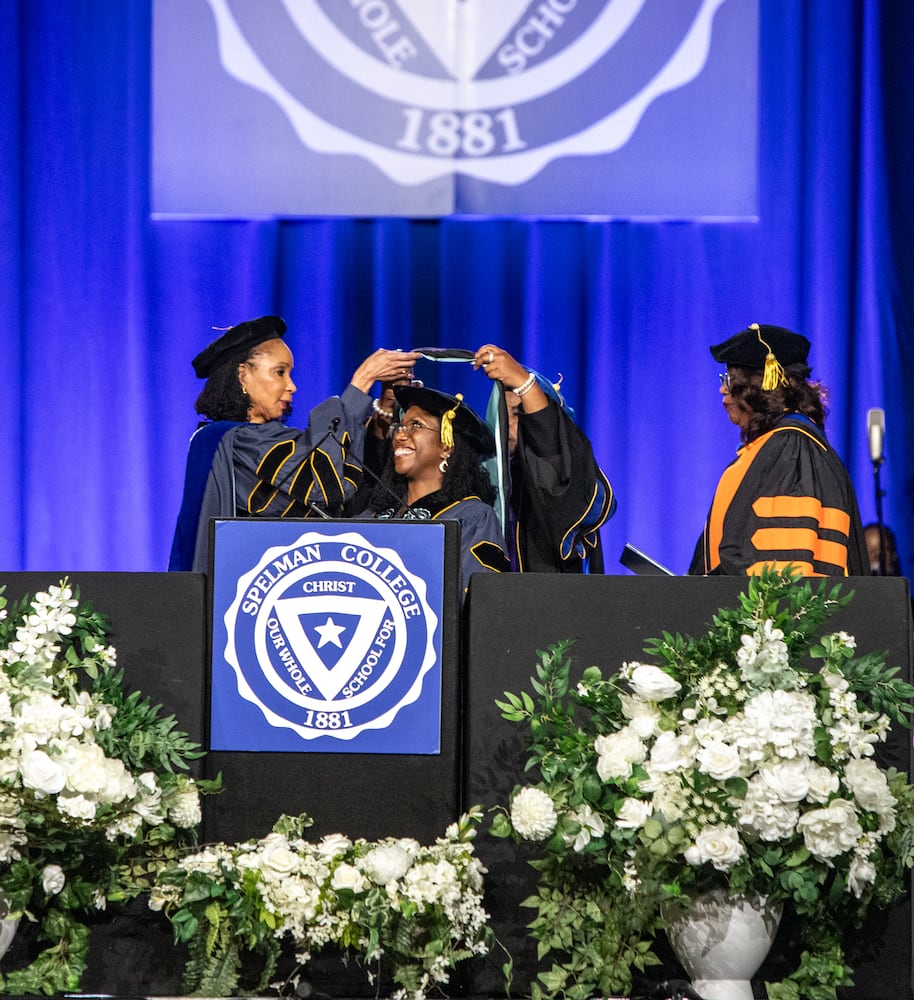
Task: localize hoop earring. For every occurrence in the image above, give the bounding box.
[438,457,449,474]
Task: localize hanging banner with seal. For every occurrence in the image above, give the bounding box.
[152,0,758,217]
[210,520,444,753]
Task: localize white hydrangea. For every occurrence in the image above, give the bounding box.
[735,689,817,760]
[739,777,800,841]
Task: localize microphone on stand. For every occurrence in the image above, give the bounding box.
[866,407,887,576]
[867,407,885,466]
[283,417,344,520]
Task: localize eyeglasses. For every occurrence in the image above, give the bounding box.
[718,371,733,390]
[391,419,439,438]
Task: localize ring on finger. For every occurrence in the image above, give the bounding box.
[487,350,494,363]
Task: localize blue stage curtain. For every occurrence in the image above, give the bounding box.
[0,0,910,575]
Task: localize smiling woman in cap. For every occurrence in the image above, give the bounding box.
[689,322,868,577]
[369,385,509,596]
[168,316,419,572]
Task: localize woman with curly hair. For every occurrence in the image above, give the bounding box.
[689,323,868,576]
[371,385,509,596]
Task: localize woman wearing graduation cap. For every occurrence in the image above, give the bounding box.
[689,322,868,576]
[168,315,419,572]
[370,385,509,596]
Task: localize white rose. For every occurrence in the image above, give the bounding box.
[316,833,352,859]
[57,791,98,821]
[649,731,689,773]
[689,825,745,871]
[41,864,66,895]
[595,726,647,781]
[760,759,810,803]
[615,797,652,830]
[394,837,420,858]
[20,748,66,795]
[331,862,367,893]
[797,799,862,860]
[98,757,138,804]
[361,843,413,885]
[627,664,682,702]
[510,787,558,841]
[62,742,110,796]
[844,758,896,817]
[259,834,299,878]
[696,739,742,780]
[806,762,840,803]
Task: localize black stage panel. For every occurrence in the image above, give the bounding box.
[462,574,914,999]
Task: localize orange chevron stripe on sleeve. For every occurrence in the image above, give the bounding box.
[752,496,851,534]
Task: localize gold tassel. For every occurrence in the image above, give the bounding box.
[440,393,462,449]
[753,323,787,390]
[552,372,564,394]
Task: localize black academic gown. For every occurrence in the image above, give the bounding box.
[509,399,616,573]
[689,413,869,576]
[375,489,509,597]
[170,384,372,572]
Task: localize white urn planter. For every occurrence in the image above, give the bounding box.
[0,894,19,965]
[663,889,782,1000]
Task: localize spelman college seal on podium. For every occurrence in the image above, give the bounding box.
[210,522,444,753]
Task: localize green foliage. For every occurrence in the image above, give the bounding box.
[154,807,492,999]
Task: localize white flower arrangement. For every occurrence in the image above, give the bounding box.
[152,808,492,999]
[492,568,914,1000]
[0,580,210,995]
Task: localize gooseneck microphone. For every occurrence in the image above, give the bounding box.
[329,426,418,518]
[287,416,346,519]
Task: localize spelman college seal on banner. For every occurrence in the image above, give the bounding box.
[153,0,757,216]
[217,528,441,752]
